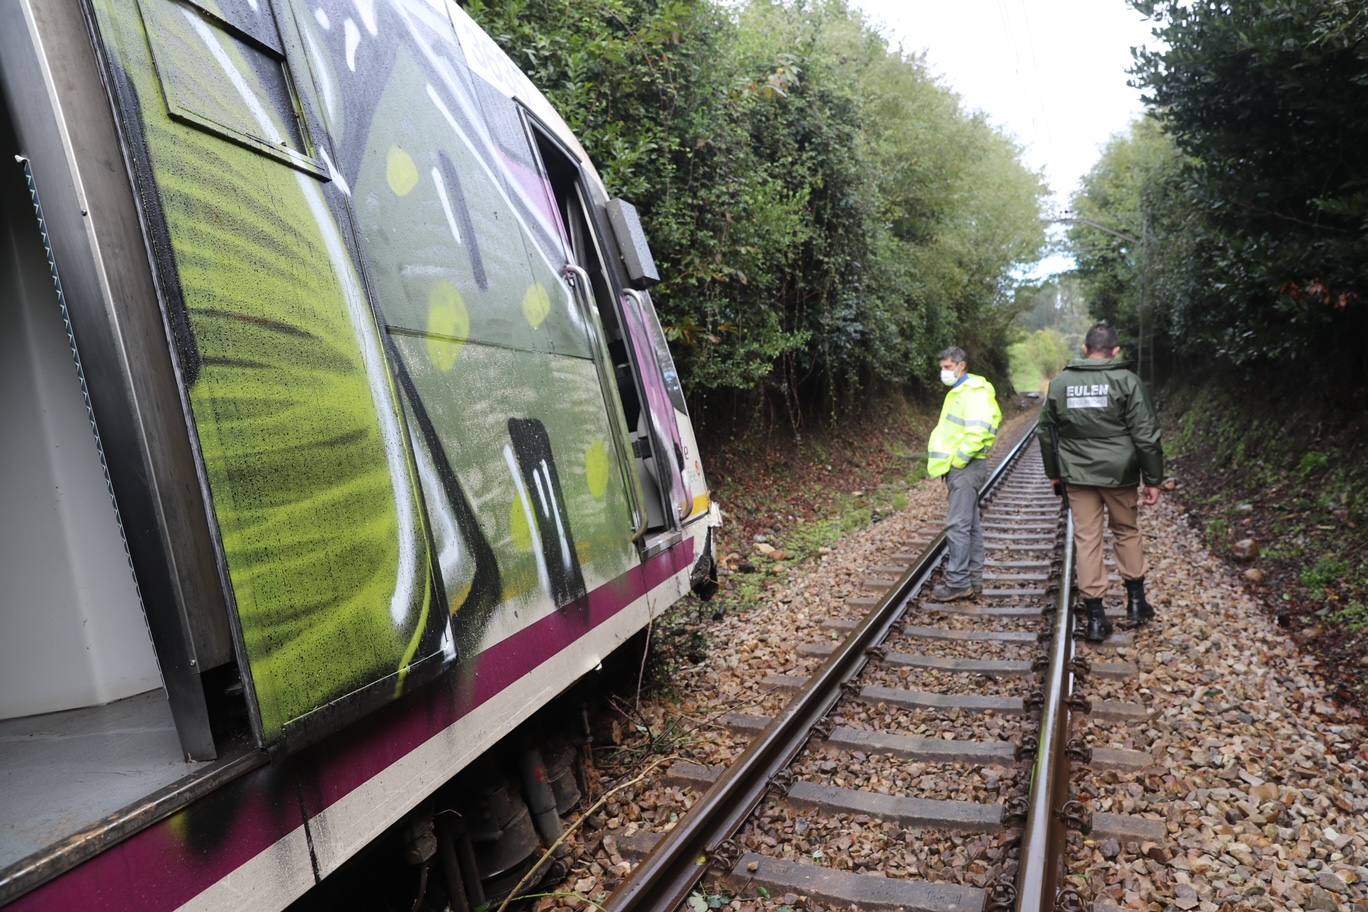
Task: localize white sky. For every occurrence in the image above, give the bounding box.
[850,0,1160,275]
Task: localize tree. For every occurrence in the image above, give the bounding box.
[1068,117,1186,377]
[466,0,1047,421]
[1125,0,1368,389]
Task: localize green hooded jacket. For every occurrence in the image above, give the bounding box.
[1035,358,1164,488]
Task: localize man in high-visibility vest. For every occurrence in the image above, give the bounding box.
[926,346,1001,601]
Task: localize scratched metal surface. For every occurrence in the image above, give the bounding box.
[0,690,207,872]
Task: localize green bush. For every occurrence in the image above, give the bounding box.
[1072,2,1368,395]
[1332,600,1368,633]
[1302,556,1350,600]
[1297,451,1331,477]
[467,0,1046,419]
[1204,516,1229,552]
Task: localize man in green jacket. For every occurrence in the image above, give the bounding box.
[1037,323,1164,641]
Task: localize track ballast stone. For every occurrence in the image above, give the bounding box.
[1068,496,1368,911]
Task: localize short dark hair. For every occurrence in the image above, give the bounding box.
[1084,323,1119,354]
[937,346,967,364]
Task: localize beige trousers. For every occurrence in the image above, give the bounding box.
[1067,485,1146,599]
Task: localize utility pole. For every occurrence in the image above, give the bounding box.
[1138,209,1148,383]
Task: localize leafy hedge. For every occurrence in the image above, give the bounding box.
[465,0,1046,422]
[1070,1,1368,399]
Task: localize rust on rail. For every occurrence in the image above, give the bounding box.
[1013,506,1077,910]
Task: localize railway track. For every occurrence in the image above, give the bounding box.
[599,429,1155,912]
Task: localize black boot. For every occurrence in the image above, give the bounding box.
[1083,597,1113,642]
[1125,577,1154,625]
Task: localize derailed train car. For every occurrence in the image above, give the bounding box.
[0,0,717,908]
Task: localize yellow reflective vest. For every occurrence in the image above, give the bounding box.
[927,374,1001,477]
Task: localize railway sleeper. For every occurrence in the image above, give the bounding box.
[762,673,1027,715]
[924,603,1128,622]
[805,638,1137,671]
[822,617,1037,643]
[719,853,986,912]
[723,713,1018,765]
[661,762,1004,833]
[983,570,1050,581]
[799,641,1033,675]
[862,575,902,591]
[1089,811,1166,844]
[728,714,1148,769]
[901,625,1036,643]
[765,669,1147,722]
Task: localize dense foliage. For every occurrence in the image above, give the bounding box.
[465,0,1046,421]
[1005,276,1089,391]
[1068,118,1188,381]
[1071,1,1368,395]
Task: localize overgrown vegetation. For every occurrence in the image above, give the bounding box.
[466,0,1046,423]
[1163,382,1368,701]
[1004,275,1087,392]
[1008,329,1070,393]
[1062,1,1368,693]
[1069,1,1368,395]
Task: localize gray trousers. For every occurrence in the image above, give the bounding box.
[944,459,988,588]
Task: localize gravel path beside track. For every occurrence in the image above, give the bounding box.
[1070,498,1368,912]
[536,415,1367,912]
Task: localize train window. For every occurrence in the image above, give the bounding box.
[136,0,324,176]
[473,79,570,267]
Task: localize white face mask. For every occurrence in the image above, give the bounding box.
[939,368,958,387]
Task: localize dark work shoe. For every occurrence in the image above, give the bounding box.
[1125,577,1154,625]
[970,574,984,595]
[1083,597,1113,642]
[929,583,975,602]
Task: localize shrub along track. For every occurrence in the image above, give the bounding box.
[589,432,1161,912]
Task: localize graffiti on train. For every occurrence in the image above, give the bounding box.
[89,0,639,741]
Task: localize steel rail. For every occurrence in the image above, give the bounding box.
[1013,507,1077,910]
[605,427,1038,912]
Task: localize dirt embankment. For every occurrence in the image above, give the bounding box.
[1157,381,1368,710]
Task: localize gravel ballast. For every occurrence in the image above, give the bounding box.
[532,416,1366,912]
[1069,496,1368,911]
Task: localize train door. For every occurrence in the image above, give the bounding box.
[617,285,709,523]
[78,0,459,751]
[615,283,693,524]
[522,122,687,545]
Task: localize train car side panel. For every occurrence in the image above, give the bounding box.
[284,0,641,652]
[0,0,721,905]
[86,0,454,743]
[297,538,696,879]
[6,762,311,912]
